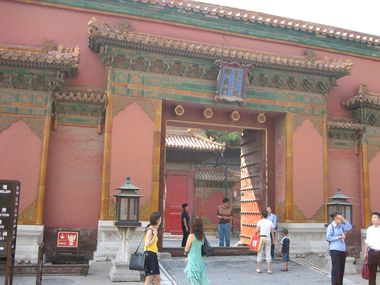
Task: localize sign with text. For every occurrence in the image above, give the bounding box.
[0,180,20,258]
[0,180,20,285]
[56,231,79,248]
[215,61,251,106]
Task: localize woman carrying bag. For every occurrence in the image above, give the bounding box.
[184,217,210,285]
[144,212,161,285]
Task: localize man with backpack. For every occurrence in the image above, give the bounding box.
[326,212,352,285]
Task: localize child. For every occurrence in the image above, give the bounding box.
[280,228,290,272]
[144,212,161,285]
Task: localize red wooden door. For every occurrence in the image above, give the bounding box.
[240,130,266,245]
[164,171,192,234]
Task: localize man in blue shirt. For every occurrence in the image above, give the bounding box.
[326,212,352,285]
[267,206,277,259]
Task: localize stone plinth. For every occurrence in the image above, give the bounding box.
[92,220,121,262]
[277,223,328,257]
[15,225,44,264]
[92,220,148,263]
[361,228,367,259]
[324,255,358,274]
[109,260,141,282]
[109,227,143,282]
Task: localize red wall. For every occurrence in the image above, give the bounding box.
[2,1,380,118]
[369,152,380,214]
[45,126,103,228]
[0,120,41,213]
[293,120,324,219]
[109,102,154,207]
[1,1,380,230]
[328,148,360,226]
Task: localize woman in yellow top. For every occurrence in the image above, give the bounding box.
[144,212,161,285]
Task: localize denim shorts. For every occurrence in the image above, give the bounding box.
[282,253,289,262]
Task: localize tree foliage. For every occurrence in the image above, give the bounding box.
[206,130,241,146]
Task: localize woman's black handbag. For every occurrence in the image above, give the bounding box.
[202,236,211,256]
[129,230,148,271]
[129,251,148,271]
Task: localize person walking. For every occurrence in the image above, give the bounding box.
[280,228,290,272]
[267,206,277,259]
[144,212,162,285]
[326,212,352,285]
[364,212,380,285]
[184,217,210,285]
[217,198,232,247]
[256,209,275,274]
[181,203,190,247]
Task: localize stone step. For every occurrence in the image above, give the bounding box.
[10,263,89,276]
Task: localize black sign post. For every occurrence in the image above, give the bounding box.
[0,180,20,285]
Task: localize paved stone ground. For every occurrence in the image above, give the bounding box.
[0,274,143,285]
[1,255,376,285]
[163,235,240,248]
[160,256,370,285]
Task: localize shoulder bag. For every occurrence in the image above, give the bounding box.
[202,236,211,256]
[129,229,149,271]
[361,255,370,280]
[249,232,263,252]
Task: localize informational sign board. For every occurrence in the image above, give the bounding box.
[0,180,20,285]
[55,229,80,264]
[56,231,79,248]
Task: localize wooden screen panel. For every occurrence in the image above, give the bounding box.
[240,130,265,245]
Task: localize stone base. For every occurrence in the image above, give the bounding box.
[92,220,121,262]
[278,223,328,257]
[15,225,44,264]
[361,228,367,259]
[280,223,358,275]
[109,261,141,282]
[90,220,148,273]
[324,255,358,274]
[88,260,112,274]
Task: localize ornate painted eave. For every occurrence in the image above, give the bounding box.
[52,87,106,130]
[342,85,380,126]
[88,18,352,77]
[54,87,106,106]
[343,84,380,110]
[0,44,80,78]
[328,120,363,146]
[327,120,364,131]
[131,0,380,48]
[19,0,380,58]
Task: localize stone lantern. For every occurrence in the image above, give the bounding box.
[110,177,143,282]
[114,177,142,228]
[327,188,353,224]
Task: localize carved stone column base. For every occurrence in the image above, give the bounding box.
[324,255,358,274]
[109,261,141,282]
[92,220,120,262]
[277,223,328,257]
[15,225,44,264]
[90,220,148,273]
[361,228,367,259]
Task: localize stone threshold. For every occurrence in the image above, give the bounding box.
[11,263,89,276]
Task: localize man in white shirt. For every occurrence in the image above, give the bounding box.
[256,209,275,274]
[364,212,380,285]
